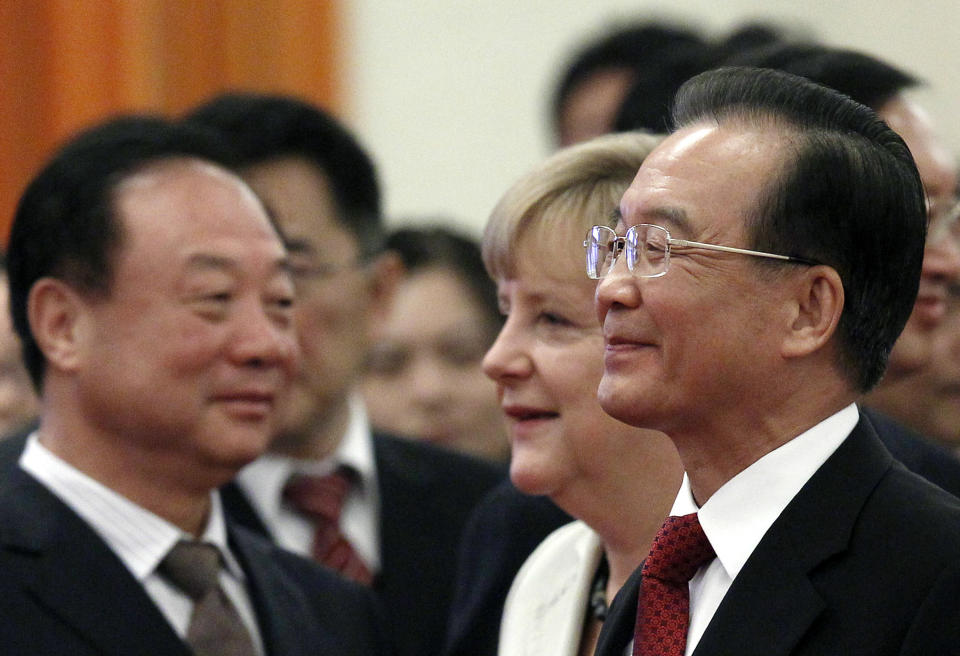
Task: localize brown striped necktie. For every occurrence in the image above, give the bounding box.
[159,540,257,656]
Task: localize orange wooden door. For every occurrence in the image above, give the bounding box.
[0,0,343,245]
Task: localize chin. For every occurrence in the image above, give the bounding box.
[509,457,560,497]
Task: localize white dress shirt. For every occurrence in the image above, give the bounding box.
[626,403,859,656]
[19,433,265,655]
[235,391,381,572]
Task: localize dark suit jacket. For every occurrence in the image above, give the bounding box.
[0,464,393,656]
[595,414,960,656]
[442,481,571,656]
[864,406,960,497]
[222,431,506,656]
[441,406,960,656]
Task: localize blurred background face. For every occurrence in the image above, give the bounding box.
[876,96,960,376]
[362,266,506,461]
[868,288,960,452]
[241,157,380,452]
[557,67,636,147]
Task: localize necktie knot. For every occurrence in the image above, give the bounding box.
[160,540,222,601]
[642,513,715,584]
[282,467,354,523]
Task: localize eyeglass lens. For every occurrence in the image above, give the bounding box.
[585,225,671,279]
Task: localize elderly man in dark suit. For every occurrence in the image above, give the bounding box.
[186,93,504,656]
[592,67,960,656]
[0,116,391,655]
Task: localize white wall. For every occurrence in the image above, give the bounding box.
[344,0,960,235]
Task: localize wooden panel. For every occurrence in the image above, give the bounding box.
[0,0,342,245]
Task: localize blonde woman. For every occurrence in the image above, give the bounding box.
[481,132,683,656]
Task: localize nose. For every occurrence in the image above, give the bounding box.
[923,230,960,283]
[481,318,532,384]
[407,352,451,407]
[594,255,642,324]
[230,300,299,373]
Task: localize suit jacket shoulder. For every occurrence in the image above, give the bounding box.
[0,463,392,656]
[0,467,192,655]
[372,432,506,656]
[443,479,572,656]
[229,525,393,656]
[863,406,960,498]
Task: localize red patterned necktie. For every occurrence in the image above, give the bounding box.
[633,513,716,656]
[282,467,374,585]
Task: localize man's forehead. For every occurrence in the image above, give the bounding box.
[619,122,785,230]
[114,157,240,196]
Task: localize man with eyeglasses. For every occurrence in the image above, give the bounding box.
[592,67,960,656]
[186,93,504,656]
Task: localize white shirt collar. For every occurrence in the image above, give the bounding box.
[19,432,244,582]
[236,391,377,521]
[234,391,381,569]
[670,403,859,581]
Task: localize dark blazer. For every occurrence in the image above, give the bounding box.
[864,406,960,498]
[223,431,506,656]
[595,414,960,656]
[0,464,393,656]
[443,481,571,656]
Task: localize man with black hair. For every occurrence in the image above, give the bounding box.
[187,93,504,656]
[594,67,960,656]
[0,116,391,655]
[725,43,960,488]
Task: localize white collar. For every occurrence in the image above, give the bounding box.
[20,432,245,582]
[670,403,858,581]
[236,391,377,524]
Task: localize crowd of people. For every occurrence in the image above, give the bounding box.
[1,14,959,656]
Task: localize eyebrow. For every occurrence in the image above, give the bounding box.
[184,252,292,276]
[616,205,695,237]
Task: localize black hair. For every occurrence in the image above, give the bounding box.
[552,21,705,138]
[186,92,383,256]
[722,42,919,110]
[672,67,926,391]
[386,224,502,339]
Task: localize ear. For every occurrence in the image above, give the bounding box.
[27,278,91,376]
[780,265,844,359]
[365,250,404,327]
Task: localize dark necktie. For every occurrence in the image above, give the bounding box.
[282,467,374,585]
[633,513,716,656]
[159,540,257,656]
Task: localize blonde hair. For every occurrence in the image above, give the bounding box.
[483,131,661,280]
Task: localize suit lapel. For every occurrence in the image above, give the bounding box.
[0,469,190,655]
[594,564,643,656]
[692,415,893,656]
[231,524,346,656]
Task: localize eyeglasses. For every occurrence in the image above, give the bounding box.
[583,224,819,280]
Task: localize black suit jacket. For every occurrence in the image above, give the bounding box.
[222,431,506,656]
[442,480,571,656]
[595,414,960,656]
[0,464,392,656]
[864,406,960,497]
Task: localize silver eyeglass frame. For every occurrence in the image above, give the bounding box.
[583,224,819,280]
